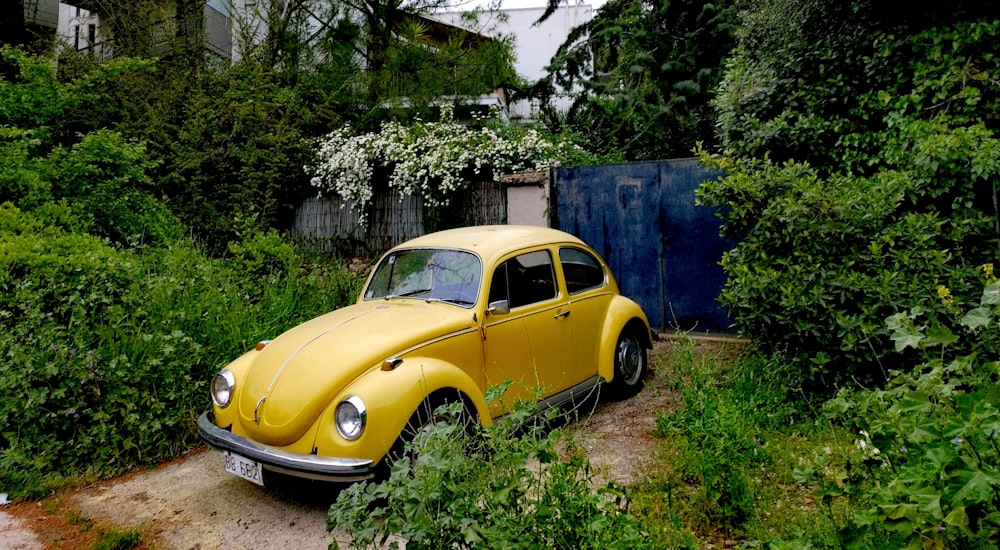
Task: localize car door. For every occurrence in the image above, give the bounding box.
[557,246,614,386]
[482,248,572,415]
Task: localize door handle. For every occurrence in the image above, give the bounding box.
[554,310,570,319]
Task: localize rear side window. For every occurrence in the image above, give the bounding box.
[559,247,605,294]
[489,250,557,308]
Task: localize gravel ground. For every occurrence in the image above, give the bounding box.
[2,335,745,550]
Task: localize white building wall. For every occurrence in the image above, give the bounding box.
[507,183,549,226]
[56,3,106,55]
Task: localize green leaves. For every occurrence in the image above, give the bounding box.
[816,276,1000,548]
[328,398,650,550]
[0,202,363,498]
[536,0,739,161]
[702,4,1000,387]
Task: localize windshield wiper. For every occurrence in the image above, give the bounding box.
[423,297,475,306]
[384,288,432,300]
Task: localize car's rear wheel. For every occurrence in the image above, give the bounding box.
[607,329,647,399]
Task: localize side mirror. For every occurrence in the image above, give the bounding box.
[487,300,510,316]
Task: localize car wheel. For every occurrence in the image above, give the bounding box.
[607,329,646,399]
[381,394,473,478]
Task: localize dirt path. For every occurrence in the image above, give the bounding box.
[2,336,744,550]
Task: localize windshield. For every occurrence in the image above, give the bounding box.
[363,248,482,307]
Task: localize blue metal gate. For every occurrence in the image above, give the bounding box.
[553,159,734,333]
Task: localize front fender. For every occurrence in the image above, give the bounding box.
[312,357,490,465]
[597,296,654,383]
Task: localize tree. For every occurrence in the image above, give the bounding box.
[714,0,1000,171]
[234,0,517,125]
[699,0,1000,382]
[531,0,739,161]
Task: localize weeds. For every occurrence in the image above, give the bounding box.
[91,526,144,550]
[328,396,650,550]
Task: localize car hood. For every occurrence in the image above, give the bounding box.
[236,299,476,446]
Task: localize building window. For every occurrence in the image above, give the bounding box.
[88,24,96,46]
[73,25,80,50]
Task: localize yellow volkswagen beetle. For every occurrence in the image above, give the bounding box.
[198,225,653,485]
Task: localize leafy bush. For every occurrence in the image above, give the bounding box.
[161,65,323,253]
[536,0,739,161]
[701,10,1000,383]
[697,145,996,382]
[800,268,1000,548]
[0,207,363,498]
[714,4,1000,171]
[43,129,184,247]
[327,395,650,550]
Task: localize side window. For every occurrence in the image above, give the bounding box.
[559,247,606,294]
[489,250,557,308]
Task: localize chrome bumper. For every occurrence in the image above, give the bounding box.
[197,411,375,482]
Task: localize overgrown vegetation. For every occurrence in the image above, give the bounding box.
[0,204,362,498]
[0,0,569,499]
[2,0,999,548]
[328,389,650,550]
[697,4,1000,384]
[533,0,739,161]
[0,46,364,498]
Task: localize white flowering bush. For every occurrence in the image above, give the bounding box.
[309,105,588,220]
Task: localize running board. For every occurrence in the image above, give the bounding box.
[537,375,603,411]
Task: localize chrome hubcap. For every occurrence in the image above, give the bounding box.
[617,336,642,385]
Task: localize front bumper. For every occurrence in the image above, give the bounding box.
[197,411,375,482]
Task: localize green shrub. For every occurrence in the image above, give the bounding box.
[328,395,650,550]
[799,268,1000,548]
[697,116,999,384]
[0,213,363,498]
[701,14,1000,385]
[43,129,184,247]
[161,66,320,253]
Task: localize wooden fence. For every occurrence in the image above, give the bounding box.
[292,179,509,257]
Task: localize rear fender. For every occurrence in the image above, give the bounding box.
[597,296,654,383]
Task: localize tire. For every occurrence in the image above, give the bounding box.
[379,394,472,479]
[606,329,647,399]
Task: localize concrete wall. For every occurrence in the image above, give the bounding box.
[503,171,550,227]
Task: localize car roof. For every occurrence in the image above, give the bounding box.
[391,225,588,262]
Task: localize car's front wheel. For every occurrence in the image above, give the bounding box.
[380,393,474,479]
[606,329,647,399]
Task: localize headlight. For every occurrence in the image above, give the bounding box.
[335,396,367,441]
[211,370,236,408]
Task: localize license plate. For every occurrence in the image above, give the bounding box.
[224,451,264,486]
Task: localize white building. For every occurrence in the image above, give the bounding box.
[56,3,105,56]
[53,0,236,62]
[433,3,594,120]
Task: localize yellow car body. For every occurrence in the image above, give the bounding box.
[198,225,653,484]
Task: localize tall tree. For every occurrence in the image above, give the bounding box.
[714,0,1000,170]
[235,0,516,123]
[699,0,1000,379]
[531,0,739,161]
